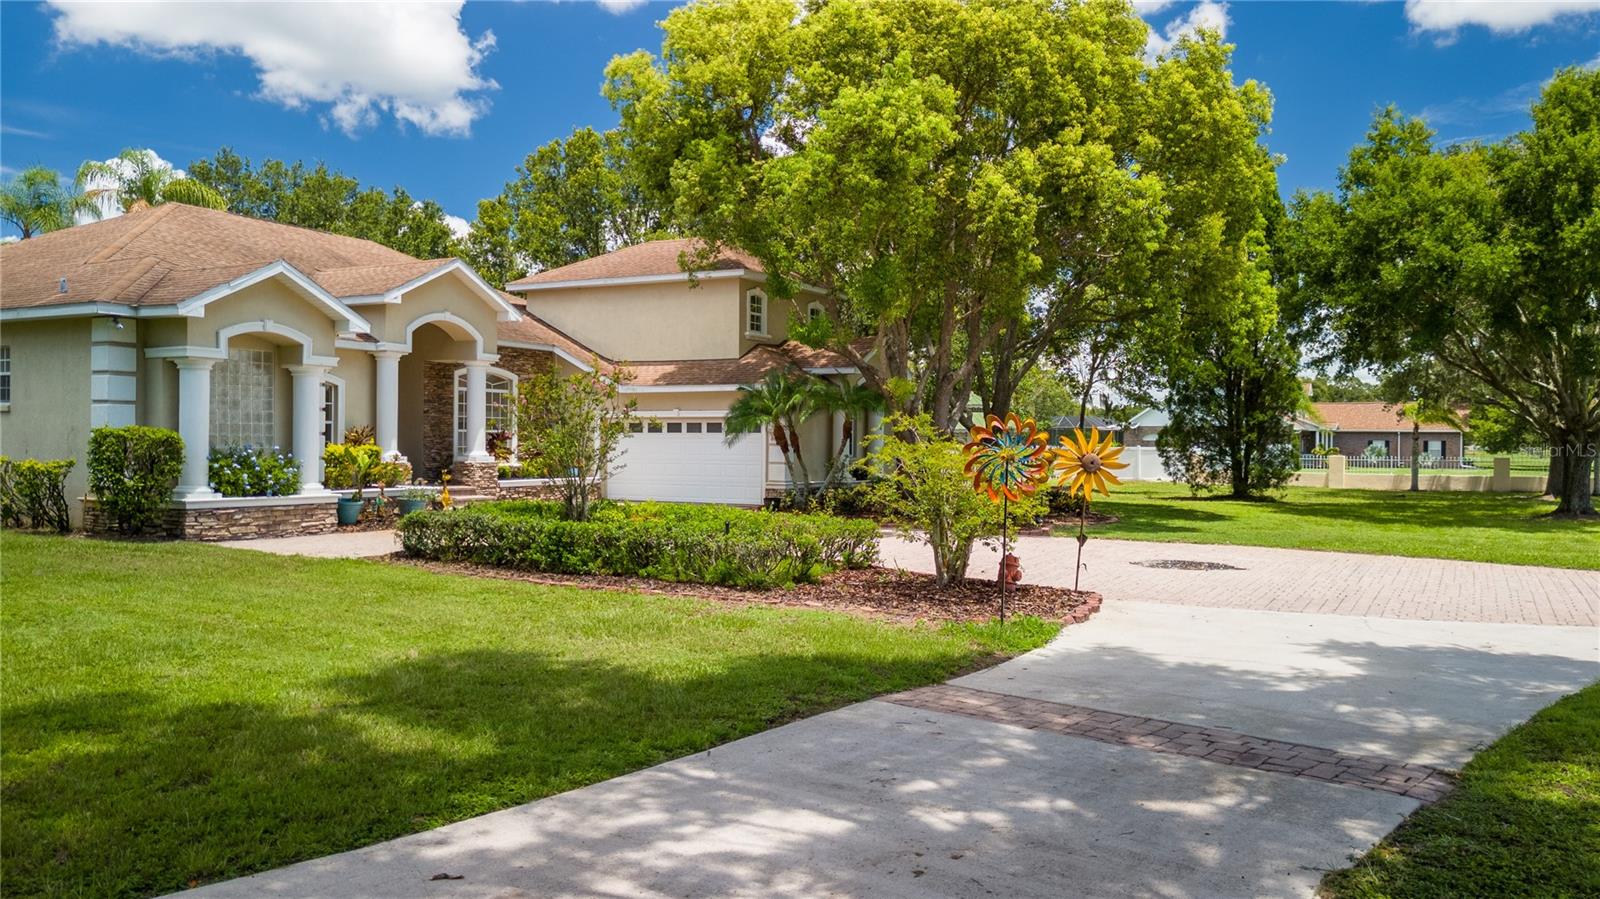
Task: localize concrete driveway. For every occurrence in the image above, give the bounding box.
[183,582,1597,898]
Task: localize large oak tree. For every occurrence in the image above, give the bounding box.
[1290,68,1599,515]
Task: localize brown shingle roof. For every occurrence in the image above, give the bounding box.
[505,238,764,289]
[625,341,858,388]
[1312,402,1462,433]
[0,203,450,310]
[496,306,611,374]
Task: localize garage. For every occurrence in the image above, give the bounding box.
[604,416,766,506]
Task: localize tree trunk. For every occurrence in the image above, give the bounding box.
[1554,435,1597,516]
[1410,421,1420,492]
[1546,452,1565,498]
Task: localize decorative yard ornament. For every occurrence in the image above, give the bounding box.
[963,413,1050,622]
[1049,427,1129,591]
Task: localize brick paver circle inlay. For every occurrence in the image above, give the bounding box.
[885,684,1457,803]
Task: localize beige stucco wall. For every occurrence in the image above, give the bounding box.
[182,279,341,360]
[522,279,744,362]
[377,274,501,355]
[331,349,375,436]
[0,318,93,507]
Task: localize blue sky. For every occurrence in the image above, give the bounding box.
[2,0,1597,240]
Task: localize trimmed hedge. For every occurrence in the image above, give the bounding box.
[209,445,301,497]
[398,500,878,589]
[87,426,184,535]
[0,457,74,532]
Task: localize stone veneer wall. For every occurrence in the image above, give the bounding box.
[495,480,566,500]
[82,498,336,541]
[418,348,557,482]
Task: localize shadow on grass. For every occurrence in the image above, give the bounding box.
[0,647,983,899]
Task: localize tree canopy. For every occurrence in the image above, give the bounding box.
[1289,67,1599,514]
[186,148,461,260]
[0,166,100,239]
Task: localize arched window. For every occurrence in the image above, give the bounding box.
[454,367,517,459]
[746,289,768,336]
[806,301,824,321]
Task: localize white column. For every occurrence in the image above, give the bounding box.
[372,350,403,460]
[287,364,332,494]
[461,360,493,463]
[173,358,220,499]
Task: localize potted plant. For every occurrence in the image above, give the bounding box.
[397,483,431,516]
[326,443,380,525]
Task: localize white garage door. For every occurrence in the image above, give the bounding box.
[605,417,765,505]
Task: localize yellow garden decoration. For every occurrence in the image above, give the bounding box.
[1051,427,1128,591]
[1051,427,1128,501]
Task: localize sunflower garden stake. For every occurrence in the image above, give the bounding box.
[1050,428,1128,591]
[963,413,1050,623]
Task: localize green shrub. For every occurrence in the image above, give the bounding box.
[399,500,878,588]
[86,426,184,534]
[208,445,301,497]
[0,456,75,532]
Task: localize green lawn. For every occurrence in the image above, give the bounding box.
[1064,482,1599,569]
[1322,684,1600,899]
[0,533,1055,898]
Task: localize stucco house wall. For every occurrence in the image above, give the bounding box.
[0,318,95,508]
[522,279,743,362]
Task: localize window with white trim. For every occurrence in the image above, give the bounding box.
[807,301,824,321]
[211,347,275,448]
[1421,439,1446,458]
[746,289,767,335]
[0,345,10,406]
[454,369,516,458]
[321,382,341,446]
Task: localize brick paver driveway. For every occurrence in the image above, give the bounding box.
[878,534,1599,627]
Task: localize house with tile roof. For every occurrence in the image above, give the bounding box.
[0,209,867,531]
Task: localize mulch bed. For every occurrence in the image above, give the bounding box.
[388,555,1101,627]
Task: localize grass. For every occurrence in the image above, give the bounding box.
[1060,482,1599,569]
[1322,684,1600,899]
[0,533,1056,898]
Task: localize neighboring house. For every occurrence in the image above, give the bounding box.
[1046,414,1123,445]
[0,203,588,527]
[1122,407,1169,448]
[1296,402,1465,458]
[505,238,869,505]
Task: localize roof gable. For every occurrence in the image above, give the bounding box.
[505,238,766,291]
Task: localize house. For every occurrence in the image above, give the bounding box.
[505,238,869,506]
[0,203,590,534]
[0,210,867,534]
[1296,402,1465,459]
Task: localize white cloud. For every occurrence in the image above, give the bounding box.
[75,148,182,223]
[45,1,497,137]
[1143,1,1229,63]
[443,213,471,241]
[596,0,649,13]
[1132,0,1178,13]
[1405,0,1600,35]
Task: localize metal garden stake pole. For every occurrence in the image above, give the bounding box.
[999,493,1009,624]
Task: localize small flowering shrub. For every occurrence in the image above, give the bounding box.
[208,445,301,498]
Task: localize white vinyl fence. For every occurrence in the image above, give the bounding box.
[1119,445,1168,481]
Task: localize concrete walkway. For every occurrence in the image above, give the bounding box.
[183,597,1597,898]
[218,529,399,558]
[880,533,1600,628]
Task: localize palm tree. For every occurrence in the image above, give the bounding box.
[0,166,101,238]
[1400,400,1464,492]
[814,380,883,484]
[76,149,226,213]
[725,369,828,500]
